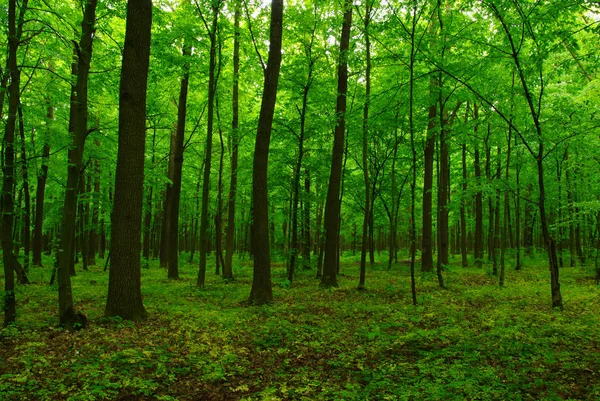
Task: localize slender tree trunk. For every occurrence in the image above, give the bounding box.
[358,0,372,290]
[321,0,352,288]
[142,129,156,267]
[247,0,283,304]
[421,75,436,273]
[224,2,241,280]
[2,0,26,327]
[17,105,31,269]
[198,4,220,287]
[500,129,512,286]
[105,0,152,321]
[33,110,51,267]
[473,104,483,268]
[460,111,468,268]
[58,0,97,329]
[408,4,418,305]
[160,129,176,269]
[168,45,191,280]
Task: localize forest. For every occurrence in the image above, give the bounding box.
[1,0,600,399]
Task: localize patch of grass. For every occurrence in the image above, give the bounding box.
[1,252,599,400]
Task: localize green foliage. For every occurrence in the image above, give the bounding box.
[2,255,600,400]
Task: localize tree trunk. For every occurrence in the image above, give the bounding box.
[168,45,191,280]
[2,0,26,327]
[197,3,220,287]
[421,75,436,273]
[223,1,241,281]
[473,103,483,268]
[321,0,352,288]
[58,0,97,329]
[105,0,152,321]
[359,0,372,290]
[160,129,176,268]
[17,105,31,269]
[33,112,51,267]
[248,0,283,304]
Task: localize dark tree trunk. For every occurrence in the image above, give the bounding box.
[142,129,156,267]
[197,3,220,287]
[17,105,31,269]
[248,0,283,304]
[223,1,241,281]
[460,128,468,267]
[500,128,511,286]
[321,0,352,288]
[105,0,152,321]
[88,142,100,266]
[421,75,436,273]
[408,5,418,305]
[2,0,26,327]
[33,114,51,267]
[473,104,483,268]
[358,0,372,290]
[160,129,176,268]
[168,45,191,280]
[58,0,97,329]
[215,103,225,275]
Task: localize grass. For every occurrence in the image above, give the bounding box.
[1,251,599,400]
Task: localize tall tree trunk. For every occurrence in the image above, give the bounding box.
[248,0,283,304]
[2,0,26,327]
[223,1,241,281]
[408,4,418,305]
[500,128,512,286]
[142,129,156,267]
[33,101,51,267]
[168,45,191,280]
[105,0,152,321]
[17,105,31,269]
[421,74,436,273]
[160,129,176,268]
[58,0,97,329]
[473,103,483,268]
[321,0,352,288]
[88,141,100,266]
[358,0,372,290]
[197,3,220,287]
[460,107,468,267]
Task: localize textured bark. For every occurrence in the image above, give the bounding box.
[105,0,152,321]
[223,1,240,281]
[168,45,191,280]
[321,0,352,288]
[197,3,220,287]
[247,0,283,304]
[58,0,97,329]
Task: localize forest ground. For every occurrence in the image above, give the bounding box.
[1,251,599,401]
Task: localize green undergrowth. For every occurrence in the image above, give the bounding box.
[1,252,599,400]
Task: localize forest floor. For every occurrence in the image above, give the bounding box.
[1,252,599,401]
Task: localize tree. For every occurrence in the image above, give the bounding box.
[105,0,153,321]
[321,0,352,288]
[248,0,283,305]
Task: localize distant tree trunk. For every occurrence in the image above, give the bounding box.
[492,148,501,276]
[358,0,372,290]
[460,107,468,267]
[321,0,352,288]
[215,99,226,275]
[33,103,51,267]
[408,5,418,305]
[302,167,311,269]
[142,129,156,268]
[168,45,191,280]
[473,103,483,268]
[421,75,436,273]
[58,0,97,329]
[223,1,241,281]
[500,128,511,286]
[105,0,152,321]
[248,0,283,304]
[160,129,176,269]
[197,3,220,287]
[17,105,31,269]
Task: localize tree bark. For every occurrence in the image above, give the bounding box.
[105,0,152,321]
[168,45,191,280]
[321,0,352,288]
[58,0,97,329]
[197,3,220,287]
[421,74,436,273]
[223,1,241,281]
[33,102,51,267]
[473,103,483,268]
[248,0,283,304]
